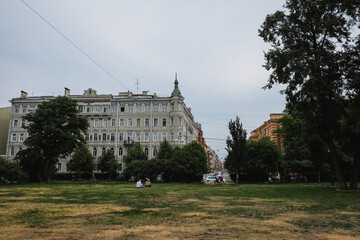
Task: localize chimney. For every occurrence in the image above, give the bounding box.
[64,87,70,97]
[21,91,28,99]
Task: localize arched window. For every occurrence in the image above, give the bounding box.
[153,147,158,157]
[145,147,149,156]
[102,147,106,155]
[119,148,123,157]
[57,163,62,172]
[110,147,114,153]
[93,148,97,156]
[10,147,14,156]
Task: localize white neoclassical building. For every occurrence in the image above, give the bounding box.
[6,77,200,172]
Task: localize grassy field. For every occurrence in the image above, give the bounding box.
[0,182,359,240]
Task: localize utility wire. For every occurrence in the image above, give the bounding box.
[20,0,129,91]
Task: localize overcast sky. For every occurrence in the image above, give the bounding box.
[0,0,287,160]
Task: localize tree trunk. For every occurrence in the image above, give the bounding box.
[350,154,360,190]
[236,171,239,185]
[328,140,348,190]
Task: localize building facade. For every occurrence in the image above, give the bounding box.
[0,107,11,156]
[6,78,200,172]
[248,113,284,152]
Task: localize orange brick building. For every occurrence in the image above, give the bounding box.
[249,113,284,152]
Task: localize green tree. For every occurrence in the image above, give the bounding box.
[168,141,207,182]
[259,0,360,189]
[246,137,283,182]
[97,149,118,180]
[67,145,95,179]
[0,157,27,183]
[17,96,88,182]
[157,139,174,182]
[124,142,148,165]
[224,116,247,184]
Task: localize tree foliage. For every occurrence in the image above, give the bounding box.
[67,144,95,179]
[16,96,88,182]
[246,137,283,182]
[259,0,360,189]
[97,149,118,180]
[224,116,247,184]
[0,157,27,183]
[124,142,148,165]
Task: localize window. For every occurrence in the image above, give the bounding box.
[13,119,18,128]
[162,118,167,127]
[154,104,158,112]
[128,118,133,127]
[118,163,123,172]
[112,104,117,112]
[85,133,89,141]
[87,105,92,113]
[179,117,182,126]
[119,119,124,127]
[137,104,142,112]
[21,119,26,128]
[19,133,24,142]
[179,103,182,110]
[171,103,174,111]
[154,118,158,127]
[30,105,36,112]
[103,105,109,113]
[111,148,114,153]
[162,103,167,111]
[171,132,174,141]
[11,133,16,142]
[94,133,98,142]
[10,147,15,156]
[88,119,91,126]
[145,132,149,141]
[120,104,125,112]
[178,133,182,141]
[94,119,99,127]
[153,147,158,157]
[136,118,141,127]
[111,133,115,142]
[119,133,124,141]
[162,133,167,141]
[102,147,106,155]
[111,119,116,127]
[15,106,20,113]
[171,118,174,126]
[58,163,62,172]
[95,105,101,112]
[127,133,133,142]
[129,104,133,112]
[102,119,108,127]
[119,148,123,157]
[93,148,97,156]
[102,133,107,142]
[22,105,27,113]
[78,105,83,112]
[136,132,141,141]
[145,118,149,127]
[145,104,150,112]
[145,147,149,156]
[153,133,158,141]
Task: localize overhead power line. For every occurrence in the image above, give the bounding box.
[20,0,129,91]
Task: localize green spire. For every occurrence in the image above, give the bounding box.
[171,73,182,97]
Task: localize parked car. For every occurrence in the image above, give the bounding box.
[204,176,217,183]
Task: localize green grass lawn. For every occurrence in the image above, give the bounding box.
[0,182,359,239]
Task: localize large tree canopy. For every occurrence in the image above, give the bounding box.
[68,144,95,179]
[259,0,360,189]
[17,96,88,181]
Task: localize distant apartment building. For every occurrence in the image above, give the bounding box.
[6,77,201,172]
[206,146,221,172]
[249,113,284,151]
[0,107,11,156]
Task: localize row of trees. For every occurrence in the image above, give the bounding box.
[224,116,283,184]
[258,0,360,190]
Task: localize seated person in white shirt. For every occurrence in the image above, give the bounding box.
[136,178,144,188]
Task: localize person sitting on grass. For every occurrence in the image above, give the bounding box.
[145,178,151,188]
[136,178,144,188]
